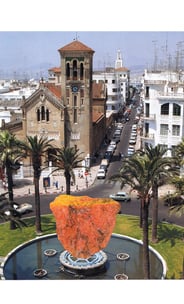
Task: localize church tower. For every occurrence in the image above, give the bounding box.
[115,49,123,69]
[58,39,95,163]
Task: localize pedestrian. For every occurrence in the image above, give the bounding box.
[55,181,58,189]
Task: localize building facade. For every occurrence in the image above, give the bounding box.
[93,50,130,115]
[141,69,184,156]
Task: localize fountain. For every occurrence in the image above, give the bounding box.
[1,195,167,280]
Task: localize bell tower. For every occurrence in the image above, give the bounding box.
[58,39,95,161]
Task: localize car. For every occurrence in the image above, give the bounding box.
[109,140,116,149]
[4,203,33,216]
[104,150,113,160]
[109,191,131,202]
[129,138,136,144]
[106,144,115,152]
[163,194,184,206]
[97,168,106,179]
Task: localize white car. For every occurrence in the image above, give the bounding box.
[97,168,106,179]
[4,203,33,216]
[109,191,131,202]
[110,140,116,149]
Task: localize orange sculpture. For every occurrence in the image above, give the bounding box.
[50,195,120,258]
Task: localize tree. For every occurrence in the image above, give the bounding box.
[140,144,177,243]
[0,130,23,229]
[51,146,84,194]
[109,154,153,279]
[21,135,54,235]
[174,138,184,167]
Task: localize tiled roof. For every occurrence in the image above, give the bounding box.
[44,83,61,98]
[115,67,129,72]
[92,112,104,123]
[48,67,61,73]
[58,40,94,53]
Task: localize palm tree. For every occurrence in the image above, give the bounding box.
[51,146,84,194]
[174,137,184,167]
[0,130,23,229]
[21,135,54,235]
[140,144,177,243]
[109,154,153,279]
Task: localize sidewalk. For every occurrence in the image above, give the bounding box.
[0,163,100,198]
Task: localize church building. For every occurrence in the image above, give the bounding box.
[3,39,107,174]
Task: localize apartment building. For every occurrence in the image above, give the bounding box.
[93,50,130,115]
[141,69,184,156]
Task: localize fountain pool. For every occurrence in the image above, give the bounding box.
[1,233,167,280]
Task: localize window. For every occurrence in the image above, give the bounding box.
[46,109,49,122]
[172,125,180,136]
[145,86,149,98]
[73,95,77,123]
[80,63,84,80]
[173,103,181,116]
[161,103,169,115]
[66,63,70,79]
[41,106,45,120]
[145,122,149,135]
[112,79,115,84]
[160,124,168,135]
[73,60,77,80]
[74,95,77,107]
[37,106,50,122]
[145,103,150,117]
[37,109,40,121]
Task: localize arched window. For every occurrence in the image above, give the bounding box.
[41,106,45,120]
[46,109,49,121]
[173,103,181,116]
[161,103,169,115]
[80,62,84,80]
[66,62,70,79]
[37,106,50,122]
[37,109,40,121]
[73,60,77,80]
[73,95,77,123]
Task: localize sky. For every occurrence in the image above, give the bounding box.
[1,31,184,80]
[1,1,184,80]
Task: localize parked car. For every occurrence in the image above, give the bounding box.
[97,168,106,179]
[4,203,33,216]
[107,144,115,153]
[109,191,131,202]
[129,138,136,145]
[163,194,184,206]
[104,150,113,160]
[109,140,116,149]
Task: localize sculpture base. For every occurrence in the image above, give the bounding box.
[59,250,108,277]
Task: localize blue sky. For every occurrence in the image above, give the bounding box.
[1,31,184,79]
[1,1,184,79]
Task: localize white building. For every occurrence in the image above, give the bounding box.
[93,50,130,114]
[141,69,184,156]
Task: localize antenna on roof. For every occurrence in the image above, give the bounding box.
[74,32,79,41]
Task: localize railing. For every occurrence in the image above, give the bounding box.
[140,133,154,140]
[142,114,156,120]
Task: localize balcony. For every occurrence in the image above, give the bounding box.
[142,114,156,120]
[141,133,155,140]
